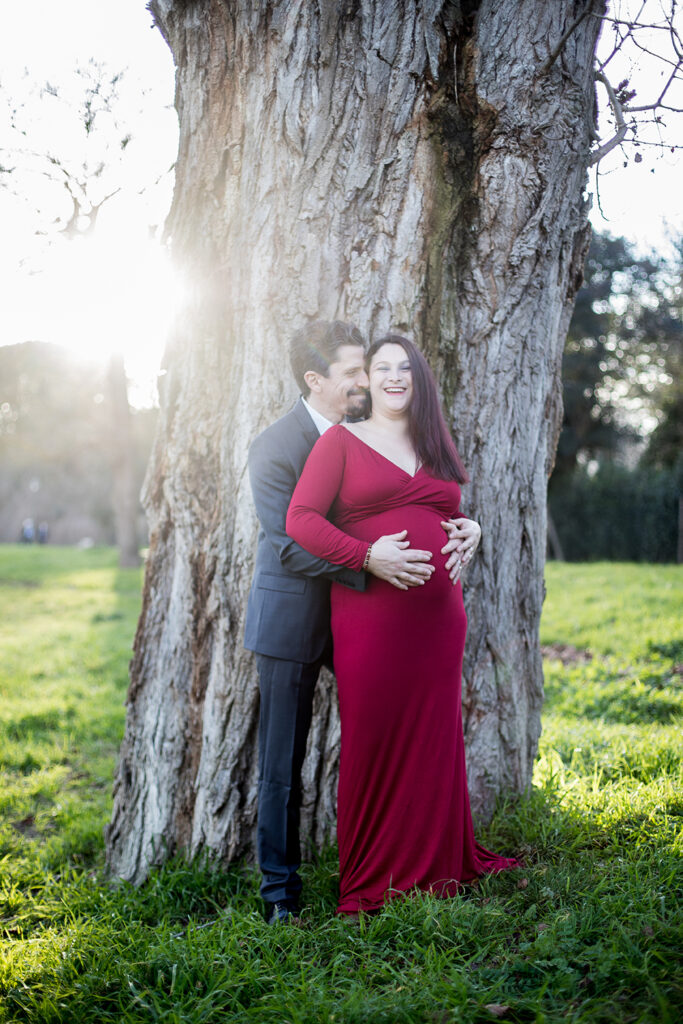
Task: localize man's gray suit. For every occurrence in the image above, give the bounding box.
[244,398,365,906]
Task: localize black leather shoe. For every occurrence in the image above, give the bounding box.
[265,900,299,924]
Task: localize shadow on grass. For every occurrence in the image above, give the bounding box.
[481,777,681,873]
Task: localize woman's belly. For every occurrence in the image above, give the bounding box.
[344,505,454,572]
[335,505,461,604]
[330,504,467,695]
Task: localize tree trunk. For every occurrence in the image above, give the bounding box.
[105,0,602,883]
[107,353,141,568]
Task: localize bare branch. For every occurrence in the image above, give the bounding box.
[625,62,683,112]
[672,16,683,61]
[618,137,683,148]
[595,1,683,76]
[596,16,632,74]
[626,101,683,113]
[588,0,683,164]
[629,32,681,70]
[60,196,82,238]
[599,16,674,30]
[0,59,146,241]
[84,188,122,234]
[590,71,628,166]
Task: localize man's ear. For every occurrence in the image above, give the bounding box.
[303,370,321,393]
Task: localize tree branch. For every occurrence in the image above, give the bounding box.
[625,62,683,112]
[590,71,628,166]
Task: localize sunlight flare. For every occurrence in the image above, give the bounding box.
[3,228,183,406]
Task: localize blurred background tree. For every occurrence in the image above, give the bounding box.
[0,60,172,564]
[0,59,165,239]
[0,342,156,546]
[549,230,682,561]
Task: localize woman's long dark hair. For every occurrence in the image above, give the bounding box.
[367,334,469,484]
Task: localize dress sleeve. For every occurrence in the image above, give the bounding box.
[249,430,364,587]
[286,427,368,572]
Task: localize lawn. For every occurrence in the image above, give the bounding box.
[0,548,681,1023]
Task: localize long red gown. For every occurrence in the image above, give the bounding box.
[286,424,517,914]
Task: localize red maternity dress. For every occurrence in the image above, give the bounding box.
[286,425,517,914]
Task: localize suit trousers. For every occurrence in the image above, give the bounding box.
[256,652,323,904]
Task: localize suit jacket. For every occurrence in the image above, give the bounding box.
[244,398,366,662]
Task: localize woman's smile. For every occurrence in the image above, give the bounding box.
[369,343,414,413]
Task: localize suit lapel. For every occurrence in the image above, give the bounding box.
[292,397,321,452]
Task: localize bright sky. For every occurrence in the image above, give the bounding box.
[0,1,681,406]
[0,1,177,406]
[589,1,683,256]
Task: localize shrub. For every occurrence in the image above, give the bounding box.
[549,459,682,562]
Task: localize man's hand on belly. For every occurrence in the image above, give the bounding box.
[367,530,435,591]
[441,518,482,584]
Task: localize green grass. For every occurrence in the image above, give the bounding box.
[0,548,681,1023]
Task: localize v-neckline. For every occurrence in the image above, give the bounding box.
[341,424,423,479]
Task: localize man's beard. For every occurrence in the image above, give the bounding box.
[345,390,370,421]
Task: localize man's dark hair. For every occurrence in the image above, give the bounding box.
[289,320,365,394]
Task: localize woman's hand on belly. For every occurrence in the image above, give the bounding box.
[367,530,435,591]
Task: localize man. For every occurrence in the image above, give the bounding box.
[244,320,437,924]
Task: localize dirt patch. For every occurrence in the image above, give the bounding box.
[541,644,593,666]
[11,814,39,837]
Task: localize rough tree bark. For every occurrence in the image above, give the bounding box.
[105,0,603,883]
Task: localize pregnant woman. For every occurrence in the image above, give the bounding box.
[286,334,517,915]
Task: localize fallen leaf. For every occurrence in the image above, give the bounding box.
[537,922,548,932]
[517,877,529,889]
[485,1005,510,1018]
